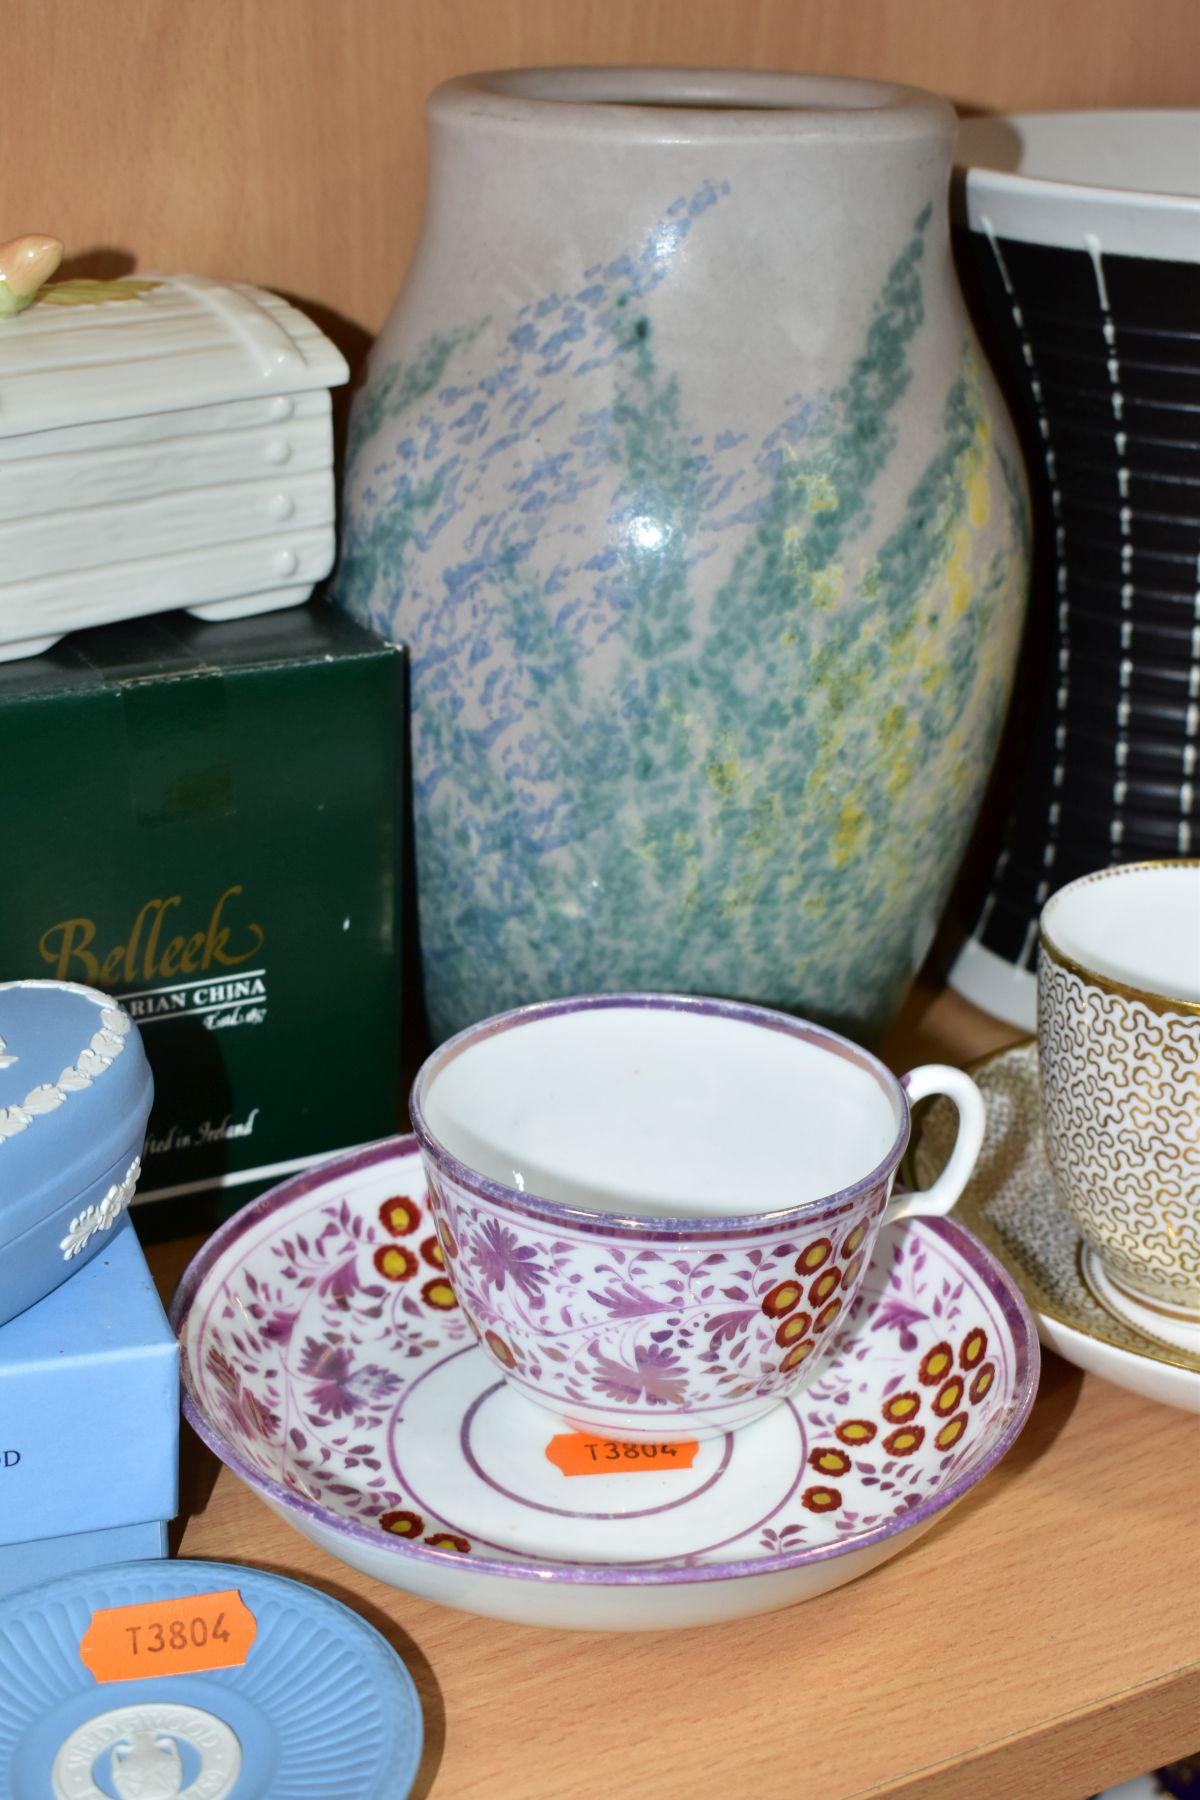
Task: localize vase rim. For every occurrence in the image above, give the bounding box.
[429,67,955,143]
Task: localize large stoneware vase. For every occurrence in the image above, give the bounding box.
[336,69,1030,1044]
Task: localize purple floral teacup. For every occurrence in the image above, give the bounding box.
[410,994,986,1440]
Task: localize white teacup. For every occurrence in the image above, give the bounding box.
[411,993,986,1440]
[1038,861,1200,1324]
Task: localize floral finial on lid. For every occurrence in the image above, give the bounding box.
[0,235,63,316]
[0,235,163,317]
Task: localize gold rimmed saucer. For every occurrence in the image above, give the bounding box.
[1079,1247,1200,1359]
[911,1041,1200,1414]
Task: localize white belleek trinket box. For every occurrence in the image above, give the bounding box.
[0,238,349,661]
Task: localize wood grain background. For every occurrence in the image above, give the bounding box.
[5,0,1198,366]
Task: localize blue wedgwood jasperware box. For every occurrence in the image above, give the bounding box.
[0,1211,178,1592]
[0,978,153,1325]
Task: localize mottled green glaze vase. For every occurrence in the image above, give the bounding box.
[336,68,1030,1043]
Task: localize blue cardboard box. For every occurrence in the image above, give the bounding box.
[0,1519,167,1598]
[0,1213,177,1563]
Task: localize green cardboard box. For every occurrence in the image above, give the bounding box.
[0,603,407,1234]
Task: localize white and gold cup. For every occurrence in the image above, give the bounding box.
[1037,861,1200,1332]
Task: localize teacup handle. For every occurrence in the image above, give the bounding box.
[884,1064,986,1225]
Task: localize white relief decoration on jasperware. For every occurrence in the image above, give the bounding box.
[60,1157,141,1259]
[52,1701,241,1800]
[0,1033,16,1071]
[0,983,132,1146]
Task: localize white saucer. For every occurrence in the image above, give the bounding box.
[913,1042,1200,1414]
[174,1136,1038,1631]
[1080,1248,1200,1359]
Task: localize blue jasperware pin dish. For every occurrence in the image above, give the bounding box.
[0,1558,425,1799]
[0,979,153,1325]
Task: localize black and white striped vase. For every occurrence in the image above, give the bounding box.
[949,112,1200,1031]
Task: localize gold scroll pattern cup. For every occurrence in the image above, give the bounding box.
[1037,861,1200,1321]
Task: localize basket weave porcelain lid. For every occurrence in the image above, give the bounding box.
[0,271,348,439]
[0,980,152,1244]
[0,246,351,662]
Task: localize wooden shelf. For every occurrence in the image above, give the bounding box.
[148,987,1200,1799]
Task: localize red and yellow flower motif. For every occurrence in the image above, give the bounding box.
[814,1297,842,1334]
[959,1328,988,1369]
[932,1376,965,1417]
[424,1531,471,1553]
[809,1268,840,1307]
[761,1278,804,1318]
[935,1412,968,1452]
[795,1237,833,1275]
[420,1234,445,1270]
[780,1339,815,1374]
[840,1252,864,1292]
[484,1328,519,1369]
[881,1391,921,1423]
[774,1311,812,1347]
[841,1219,869,1258]
[801,1485,842,1512]
[918,1341,954,1386]
[808,1446,852,1478]
[969,1363,996,1404]
[835,1418,877,1446]
[883,1424,925,1456]
[379,1508,424,1538]
[372,1244,418,1282]
[421,1276,458,1310]
[379,1195,421,1237]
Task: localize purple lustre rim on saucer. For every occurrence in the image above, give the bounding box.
[172,1134,1040,1589]
[409,991,913,1240]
